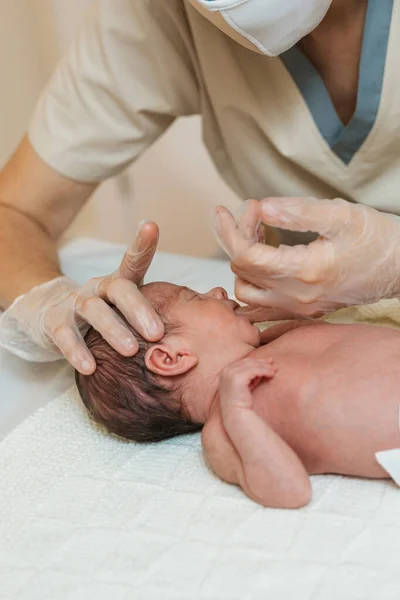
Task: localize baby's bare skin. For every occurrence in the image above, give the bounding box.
[252,322,400,479]
[203,321,400,508]
[140,283,400,508]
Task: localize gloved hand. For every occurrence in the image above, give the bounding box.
[0,221,164,374]
[213,197,400,318]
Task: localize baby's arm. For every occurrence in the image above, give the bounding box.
[202,358,311,509]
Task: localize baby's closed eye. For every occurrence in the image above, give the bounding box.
[188,292,202,301]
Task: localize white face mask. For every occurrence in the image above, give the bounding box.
[194,0,332,56]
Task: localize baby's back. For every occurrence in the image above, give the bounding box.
[251,323,400,479]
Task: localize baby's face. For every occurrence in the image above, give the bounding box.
[142,282,260,354]
[141,282,260,423]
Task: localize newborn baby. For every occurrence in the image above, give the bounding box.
[76,282,400,508]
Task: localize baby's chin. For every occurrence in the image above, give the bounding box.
[236,313,261,347]
[251,325,262,347]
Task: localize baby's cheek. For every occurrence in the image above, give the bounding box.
[206,318,227,336]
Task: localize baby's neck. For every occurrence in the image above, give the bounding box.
[183,376,218,425]
[186,346,256,424]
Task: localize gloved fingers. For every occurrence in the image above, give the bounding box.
[51,325,96,374]
[76,295,140,355]
[232,237,333,285]
[231,242,302,283]
[257,223,266,244]
[98,277,164,342]
[235,278,303,314]
[211,205,237,258]
[119,221,159,284]
[260,197,355,238]
[237,199,262,243]
[235,277,317,318]
[236,304,304,323]
[235,277,325,317]
[235,276,279,307]
[259,274,325,305]
[212,206,259,259]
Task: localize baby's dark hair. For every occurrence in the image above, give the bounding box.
[75,319,202,443]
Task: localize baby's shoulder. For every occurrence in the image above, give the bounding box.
[249,345,275,360]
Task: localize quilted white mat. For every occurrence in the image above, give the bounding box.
[1,387,400,600]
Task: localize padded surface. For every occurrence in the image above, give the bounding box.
[1,387,400,600]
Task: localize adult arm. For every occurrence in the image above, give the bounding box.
[0,137,95,308]
[0,0,199,372]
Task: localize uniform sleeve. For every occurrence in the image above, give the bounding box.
[28,0,200,182]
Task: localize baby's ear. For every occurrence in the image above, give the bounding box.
[145,344,198,377]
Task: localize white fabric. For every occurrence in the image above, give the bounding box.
[376,449,400,487]
[375,406,400,486]
[1,386,400,600]
[194,0,332,56]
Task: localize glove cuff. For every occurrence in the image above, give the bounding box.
[0,276,80,363]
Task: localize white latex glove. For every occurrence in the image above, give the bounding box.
[0,222,164,374]
[213,197,400,318]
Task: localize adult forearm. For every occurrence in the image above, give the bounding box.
[0,204,60,309]
[0,136,97,310]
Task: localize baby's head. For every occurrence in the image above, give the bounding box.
[76,282,260,442]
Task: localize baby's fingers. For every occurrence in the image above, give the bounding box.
[220,359,276,412]
[246,359,277,381]
[223,358,277,388]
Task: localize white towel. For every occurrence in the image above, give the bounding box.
[1,385,400,600]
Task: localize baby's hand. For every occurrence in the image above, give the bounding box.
[219,358,276,413]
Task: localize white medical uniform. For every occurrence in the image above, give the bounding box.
[29,0,400,243]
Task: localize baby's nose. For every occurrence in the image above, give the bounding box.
[206,287,228,300]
